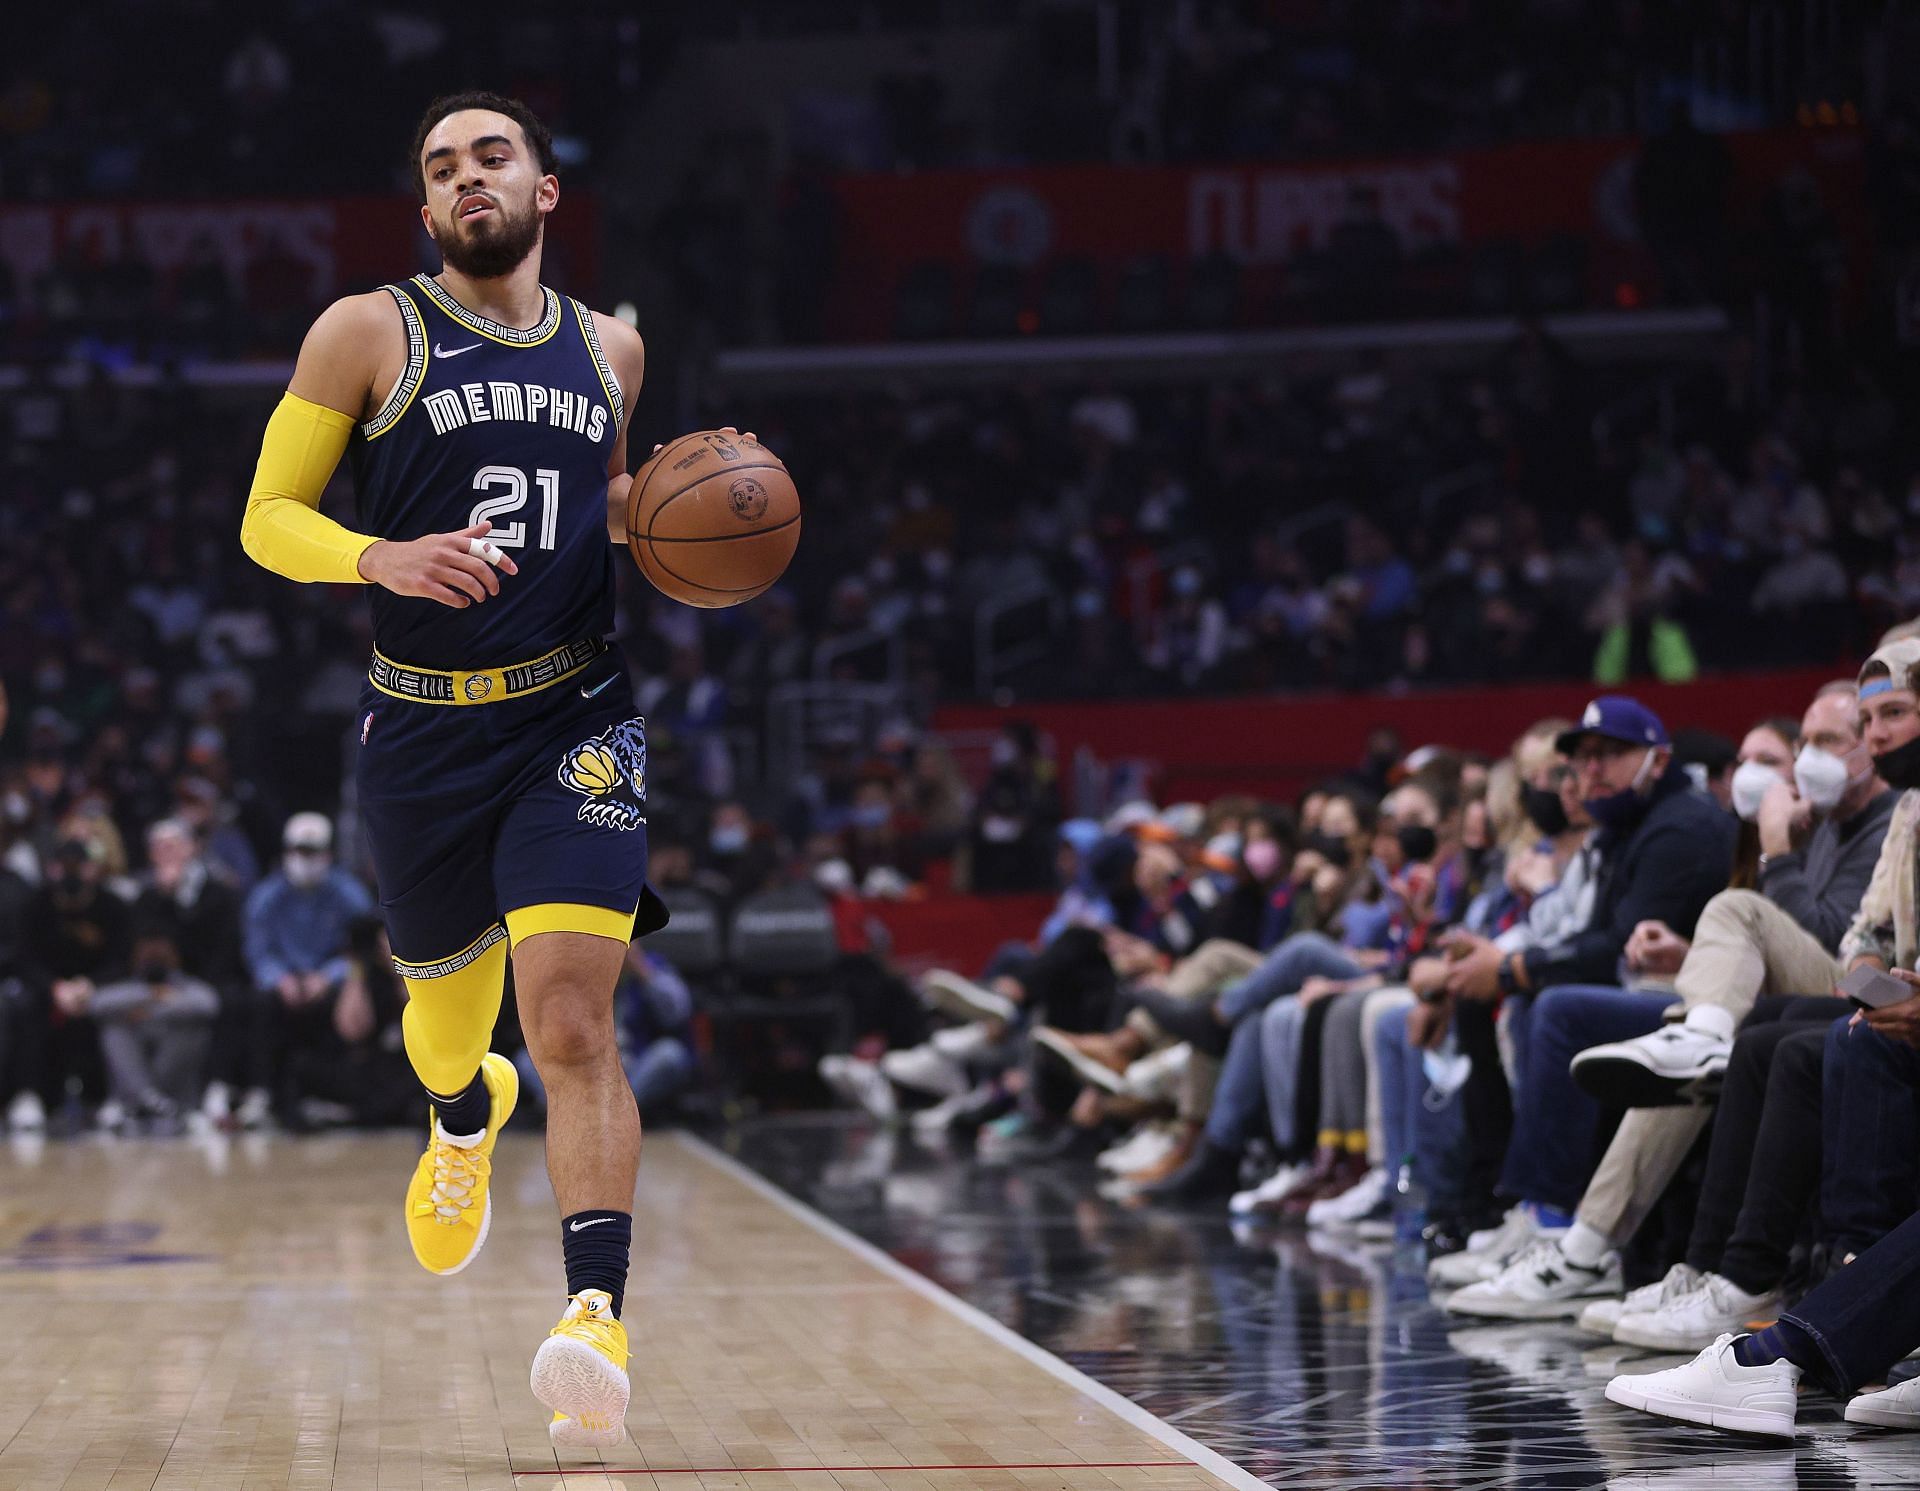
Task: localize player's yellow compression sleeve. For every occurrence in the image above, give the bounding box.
[239,392,376,584]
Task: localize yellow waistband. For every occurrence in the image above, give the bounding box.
[368,637,606,705]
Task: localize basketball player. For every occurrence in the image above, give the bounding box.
[240,92,703,1448]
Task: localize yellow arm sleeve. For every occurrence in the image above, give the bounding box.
[239,393,376,584]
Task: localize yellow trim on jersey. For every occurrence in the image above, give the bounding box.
[505,901,638,949]
[412,274,563,347]
[240,393,376,584]
[572,299,624,431]
[367,637,606,706]
[361,284,431,441]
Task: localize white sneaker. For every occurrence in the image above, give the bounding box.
[908,1088,978,1136]
[6,1090,46,1131]
[1098,1124,1176,1174]
[1578,1262,1703,1338]
[818,1055,898,1120]
[1030,1026,1127,1094]
[1306,1166,1390,1228]
[1604,1333,1800,1438]
[1228,1162,1312,1216]
[235,1087,272,1130]
[1572,1005,1734,1108]
[201,1081,231,1123]
[1614,1271,1781,1352]
[921,969,1019,1025]
[1446,1237,1623,1319]
[1844,1377,1920,1430]
[1120,1043,1191,1103]
[929,1022,996,1062]
[879,1043,968,1099]
[95,1099,127,1133]
[1428,1207,1561,1289]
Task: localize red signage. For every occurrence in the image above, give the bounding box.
[823,130,1867,338]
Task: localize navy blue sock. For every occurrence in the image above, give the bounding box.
[1733,1321,1812,1370]
[428,1073,490,1136]
[561,1210,632,1318]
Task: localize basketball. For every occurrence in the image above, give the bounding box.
[626,429,801,608]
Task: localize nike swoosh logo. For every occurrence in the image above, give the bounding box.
[435,342,482,358]
[580,676,615,699]
[568,1217,615,1232]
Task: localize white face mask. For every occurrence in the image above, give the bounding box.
[1793,745,1857,812]
[1731,759,1787,821]
[283,850,328,888]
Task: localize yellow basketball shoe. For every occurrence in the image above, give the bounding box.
[532,1290,631,1449]
[404,1052,518,1276]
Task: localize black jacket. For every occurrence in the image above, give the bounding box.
[1522,766,1735,990]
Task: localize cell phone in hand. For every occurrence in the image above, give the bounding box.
[1839,965,1913,1012]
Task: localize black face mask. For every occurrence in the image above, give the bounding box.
[1874,736,1920,790]
[138,961,173,984]
[1396,824,1439,864]
[1305,831,1351,869]
[1522,784,1570,836]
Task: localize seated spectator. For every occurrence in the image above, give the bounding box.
[239,812,373,1128]
[89,925,218,1131]
[515,945,695,1123]
[1452,671,1904,1323]
[1423,697,1735,1298]
[134,817,247,1117]
[13,836,132,1127]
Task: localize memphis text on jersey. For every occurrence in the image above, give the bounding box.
[420,380,610,444]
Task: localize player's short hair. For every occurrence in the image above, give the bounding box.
[410,91,556,203]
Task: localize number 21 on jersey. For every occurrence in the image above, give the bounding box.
[469,465,560,550]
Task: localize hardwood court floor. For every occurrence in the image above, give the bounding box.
[0,1129,1250,1491]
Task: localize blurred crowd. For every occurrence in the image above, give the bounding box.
[817,622,1920,1441]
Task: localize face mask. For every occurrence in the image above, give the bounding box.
[1584,747,1659,828]
[1243,839,1282,879]
[1521,784,1569,836]
[283,851,327,888]
[851,803,892,831]
[1874,735,1920,791]
[1422,1031,1472,1105]
[1731,759,1785,821]
[1793,746,1858,812]
[709,825,749,855]
[1396,824,1439,863]
[1305,831,1351,868]
[138,961,173,984]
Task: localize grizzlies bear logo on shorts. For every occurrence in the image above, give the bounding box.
[557,719,647,832]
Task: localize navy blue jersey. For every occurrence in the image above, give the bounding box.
[346,274,624,670]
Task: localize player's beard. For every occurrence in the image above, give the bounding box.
[434,192,542,280]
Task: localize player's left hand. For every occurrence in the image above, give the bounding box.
[648,426,757,458]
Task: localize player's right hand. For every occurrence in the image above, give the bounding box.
[357,522,519,607]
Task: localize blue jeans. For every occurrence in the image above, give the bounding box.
[1782,1202,1920,1394]
[1217,932,1360,1025]
[1375,1001,1469,1213]
[514,1038,694,1116]
[1821,1018,1920,1259]
[1205,997,1308,1152]
[1498,984,1674,1214]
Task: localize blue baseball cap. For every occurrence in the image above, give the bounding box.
[1554,696,1670,755]
[1058,818,1103,855]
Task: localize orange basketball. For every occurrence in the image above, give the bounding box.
[625,429,800,608]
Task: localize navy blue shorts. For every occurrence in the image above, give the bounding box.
[354,646,651,969]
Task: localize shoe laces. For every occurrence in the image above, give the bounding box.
[417,1132,489,1225]
[553,1296,629,1365]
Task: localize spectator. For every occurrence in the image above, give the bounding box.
[89,924,219,1130]
[239,812,373,1127]
[13,836,133,1126]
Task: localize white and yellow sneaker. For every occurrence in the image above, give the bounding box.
[532,1290,631,1449]
[404,1052,518,1275]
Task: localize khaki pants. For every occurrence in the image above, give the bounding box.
[1124,939,1260,1124]
[1577,888,1844,1242]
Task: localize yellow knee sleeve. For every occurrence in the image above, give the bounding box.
[398,925,509,1095]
